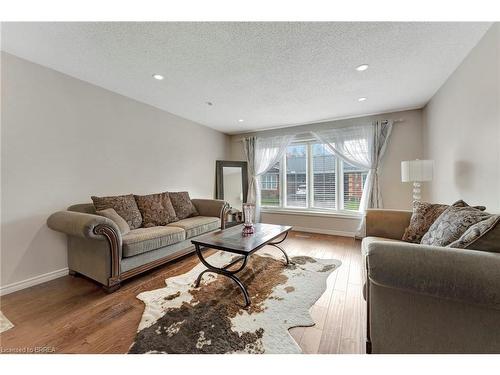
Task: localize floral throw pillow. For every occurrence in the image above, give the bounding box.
[421,205,493,247]
[91,194,143,229]
[169,192,199,220]
[134,192,178,227]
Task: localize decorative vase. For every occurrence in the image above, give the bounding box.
[242,203,255,236]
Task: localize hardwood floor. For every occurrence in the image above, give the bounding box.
[0,232,365,354]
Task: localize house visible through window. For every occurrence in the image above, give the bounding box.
[286,144,307,208]
[260,141,368,212]
[261,173,278,190]
[260,162,280,207]
[343,160,367,211]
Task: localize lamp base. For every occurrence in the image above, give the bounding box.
[412,181,422,201]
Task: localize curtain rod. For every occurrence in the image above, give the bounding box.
[236,118,404,141]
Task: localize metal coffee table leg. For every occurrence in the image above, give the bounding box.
[194,244,251,307]
[193,231,291,308]
[268,231,290,265]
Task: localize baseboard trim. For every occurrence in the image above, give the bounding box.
[0,268,69,296]
[291,226,355,238]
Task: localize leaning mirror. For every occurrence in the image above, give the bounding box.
[216,161,248,227]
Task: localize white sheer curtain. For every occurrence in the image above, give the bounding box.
[243,135,294,222]
[312,120,393,235]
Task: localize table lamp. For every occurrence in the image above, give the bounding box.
[401,159,433,201]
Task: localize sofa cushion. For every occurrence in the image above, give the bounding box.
[169,192,199,220]
[96,208,130,235]
[402,200,486,243]
[167,216,220,239]
[448,214,500,253]
[134,192,178,227]
[91,194,143,229]
[122,226,186,257]
[421,205,493,247]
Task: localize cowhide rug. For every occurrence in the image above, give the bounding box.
[129,249,341,354]
[0,311,14,333]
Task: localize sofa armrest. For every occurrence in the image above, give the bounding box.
[191,199,228,220]
[47,210,122,245]
[365,240,500,309]
[365,209,412,240]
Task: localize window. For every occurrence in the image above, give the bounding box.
[343,161,368,211]
[286,144,307,208]
[312,144,336,209]
[260,162,280,207]
[261,174,278,190]
[260,141,368,213]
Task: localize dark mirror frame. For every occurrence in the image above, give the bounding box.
[215,160,248,204]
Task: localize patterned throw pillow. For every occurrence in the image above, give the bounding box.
[134,192,178,227]
[448,214,500,253]
[402,200,486,243]
[169,192,199,220]
[421,205,493,247]
[402,201,449,243]
[96,208,131,235]
[91,194,143,229]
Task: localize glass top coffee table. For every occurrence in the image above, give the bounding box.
[191,223,292,308]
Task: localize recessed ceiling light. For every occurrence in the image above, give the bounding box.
[238,119,244,122]
[152,74,164,80]
[355,64,369,71]
[358,97,367,102]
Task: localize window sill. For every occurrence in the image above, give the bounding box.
[260,208,362,220]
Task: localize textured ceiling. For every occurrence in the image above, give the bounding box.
[1,22,492,134]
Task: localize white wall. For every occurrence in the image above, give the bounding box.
[1,52,229,289]
[422,24,500,212]
[229,109,424,234]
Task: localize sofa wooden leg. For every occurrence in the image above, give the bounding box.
[102,283,121,293]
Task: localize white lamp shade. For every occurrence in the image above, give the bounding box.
[401,160,433,182]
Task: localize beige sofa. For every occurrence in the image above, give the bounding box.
[362,209,500,354]
[47,199,228,292]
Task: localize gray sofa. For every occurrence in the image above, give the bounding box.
[362,209,500,354]
[47,199,228,292]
